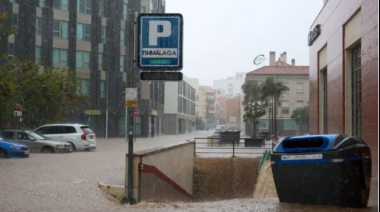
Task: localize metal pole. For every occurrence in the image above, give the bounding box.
[232,139,235,158]
[125,12,138,205]
[105,71,109,138]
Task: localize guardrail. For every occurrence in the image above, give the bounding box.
[193,137,274,158]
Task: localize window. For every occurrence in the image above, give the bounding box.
[123,4,128,20]
[39,0,45,7]
[283,120,299,130]
[54,0,69,11]
[296,101,304,109]
[1,131,15,140]
[98,53,103,70]
[296,83,304,93]
[36,18,42,36]
[101,27,106,43]
[53,48,67,67]
[134,117,142,135]
[76,51,90,69]
[11,14,18,32]
[351,44,362,138]
[282,100,289,114]
[53,20,68,38]
[99,0,104,17]
[77,79,90,95]
[8,43,15,56]
[17,132,31,140]
[141,6,146,13]
[120,56,125,72]
[120,30,125,45]
[77,23,91,41]
[77,0,92,14]
[100,81,106,98]
[322,69,328,133]
[35,47,41,64]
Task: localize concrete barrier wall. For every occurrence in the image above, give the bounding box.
[125,141,194,203]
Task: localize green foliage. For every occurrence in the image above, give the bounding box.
[291,106,309,126]
[196,115,204,126]
[241,81,266,138]
[0,12,17,46]
[0,12,89,128]
[261,77,289,101]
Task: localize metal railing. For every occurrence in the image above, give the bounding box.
[193,137,273,158]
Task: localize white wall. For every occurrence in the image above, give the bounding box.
[187,78,199,92]
[213,78,245,97]
[164,82,179,114]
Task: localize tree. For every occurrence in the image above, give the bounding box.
[242,81,267,138]
[291,106,309,135]
[261,77,288,138]
[0,12,89,128]
[196,115,204,126]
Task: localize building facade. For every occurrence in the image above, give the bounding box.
[309,0,378,171]
[213,72,246,98]
[245,52,309,137]
[0,0,166,138]
[163,75,196,135]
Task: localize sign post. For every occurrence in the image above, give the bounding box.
[124,11,139,205]
[138,13,184,80]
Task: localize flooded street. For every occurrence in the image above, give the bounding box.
[0,136,377,212]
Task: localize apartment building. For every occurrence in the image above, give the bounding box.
[245,52,309,136]
[213,72,246,98]
[0,0,166,138]
[309,0,378,171]
[163,74,196,135]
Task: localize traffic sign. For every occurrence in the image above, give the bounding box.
[14,111,22,117]
[138,14,183,71]
[133,109,139,117]
[140,72,183,81]
[125,88,138,107]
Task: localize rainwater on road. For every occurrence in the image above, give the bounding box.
[0,131,377,212]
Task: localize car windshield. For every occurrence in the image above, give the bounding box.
[0,135,4,141]
[26,131,49,140]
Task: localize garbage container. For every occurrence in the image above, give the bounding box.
[219,130,240,143]
[271,134,372,208]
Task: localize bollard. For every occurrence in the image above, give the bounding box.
[232,139,235,158]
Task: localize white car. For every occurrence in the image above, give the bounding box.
[34,124,96,151]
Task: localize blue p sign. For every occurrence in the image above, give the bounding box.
[138,14,183,71]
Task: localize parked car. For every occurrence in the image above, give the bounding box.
[34,124,96,151]
[215,125,226,132]
[0,135,29,158]
[1,130,72,153]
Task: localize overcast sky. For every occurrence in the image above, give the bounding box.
[165,0,323,86]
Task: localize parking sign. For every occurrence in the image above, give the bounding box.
[138,14,183,71]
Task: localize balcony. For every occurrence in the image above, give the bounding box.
[206,99,215,103]
[207,107,215,112]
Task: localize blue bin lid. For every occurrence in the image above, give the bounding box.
[275,134,340,153]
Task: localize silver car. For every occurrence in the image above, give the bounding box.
[0,130,72,153]
[34,124,96,151]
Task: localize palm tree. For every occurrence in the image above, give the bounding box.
[261,77,289,139]
[241,81,267,138]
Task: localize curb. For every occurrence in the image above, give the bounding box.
[98,181,125,202]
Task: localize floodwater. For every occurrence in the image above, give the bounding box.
[118,161,377,212]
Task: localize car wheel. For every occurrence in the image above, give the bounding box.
[67,142,76,151]
[0,149,8,158]
[41,146,55,154]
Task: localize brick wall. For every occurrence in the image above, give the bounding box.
[309,0,378,172]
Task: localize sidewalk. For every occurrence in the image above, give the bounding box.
[369,176,378,207]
